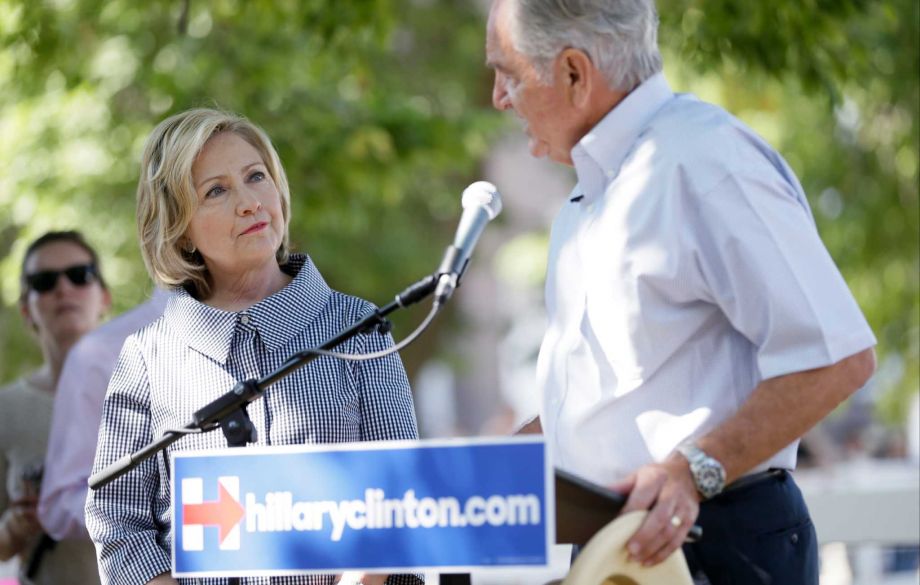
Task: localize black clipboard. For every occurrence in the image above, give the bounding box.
[554,467,704,545]
[554,467,626,545]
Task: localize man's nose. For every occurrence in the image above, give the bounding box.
[492,76,511,111]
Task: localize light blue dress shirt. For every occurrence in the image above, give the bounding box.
[537,73,876,485]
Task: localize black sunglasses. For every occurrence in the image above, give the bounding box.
[25,264,98,293]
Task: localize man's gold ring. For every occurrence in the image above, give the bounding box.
[670,514,682,528]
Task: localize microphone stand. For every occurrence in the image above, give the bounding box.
[89,272,471,585]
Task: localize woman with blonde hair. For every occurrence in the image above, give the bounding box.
[0,230,110,584]
[86,109,421,585]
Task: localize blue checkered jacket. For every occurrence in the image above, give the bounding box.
[86,255,421,584]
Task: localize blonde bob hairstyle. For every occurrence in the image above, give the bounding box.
[136,108,291,298]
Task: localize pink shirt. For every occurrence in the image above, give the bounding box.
[38,289,169,540]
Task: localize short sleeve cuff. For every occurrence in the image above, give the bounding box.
[758,329,877,381]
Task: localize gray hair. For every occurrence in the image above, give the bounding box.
[509,0,663,92]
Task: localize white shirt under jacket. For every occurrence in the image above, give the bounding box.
[536,73,876,486]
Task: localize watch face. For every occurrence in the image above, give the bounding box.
[694,460,726,499]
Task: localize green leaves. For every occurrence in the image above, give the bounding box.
[659,0,872,101]
[0,0,496,378]
[0,0,915,423]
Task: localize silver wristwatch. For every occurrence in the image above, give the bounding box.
[677,442,726,500]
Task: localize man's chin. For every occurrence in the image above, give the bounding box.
[548,151,575,166]
[528,138,549,160]
[528,139,572,165]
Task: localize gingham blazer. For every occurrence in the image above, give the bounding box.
[86,254,421,585]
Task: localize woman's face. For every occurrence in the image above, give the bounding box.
[186,132,286,284]
[20,240,110,348]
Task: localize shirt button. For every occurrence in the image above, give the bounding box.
[240,314,250,325]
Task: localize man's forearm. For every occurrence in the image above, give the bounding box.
[693,348,875,483]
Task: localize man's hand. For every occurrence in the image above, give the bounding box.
[613,455,700,567]
[608,348,875,568]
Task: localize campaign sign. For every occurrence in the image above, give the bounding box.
[171,437,551,578]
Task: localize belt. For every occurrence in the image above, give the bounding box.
[721,468,787,496]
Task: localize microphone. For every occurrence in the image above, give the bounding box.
[434,181,503,306]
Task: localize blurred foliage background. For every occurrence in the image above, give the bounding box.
[0,0,916,426]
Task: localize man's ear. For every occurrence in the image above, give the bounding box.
[558,48,594,108]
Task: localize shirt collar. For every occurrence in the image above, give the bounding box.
[570,73,674,203]
[164,254,332,363]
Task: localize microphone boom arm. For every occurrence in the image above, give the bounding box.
[88,272,440,491]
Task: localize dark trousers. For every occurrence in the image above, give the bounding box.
[682,470,818,585]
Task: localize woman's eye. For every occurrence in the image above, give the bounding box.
[205,185,226,198]
[249,171,266,182]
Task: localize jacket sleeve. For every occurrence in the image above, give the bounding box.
[355,324,419,443]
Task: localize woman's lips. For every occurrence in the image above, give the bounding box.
[241,222,268,236]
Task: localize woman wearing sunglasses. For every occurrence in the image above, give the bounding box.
[85,109,420,585]
[0,230,110,584]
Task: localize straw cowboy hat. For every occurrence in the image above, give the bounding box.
[557,511,693,585]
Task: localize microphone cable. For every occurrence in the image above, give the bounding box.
[294,301,443,363]
[159,300,443,439]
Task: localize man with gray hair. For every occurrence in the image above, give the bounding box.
[485,0,876,582]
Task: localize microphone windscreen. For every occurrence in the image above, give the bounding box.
[462,181,503,219]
